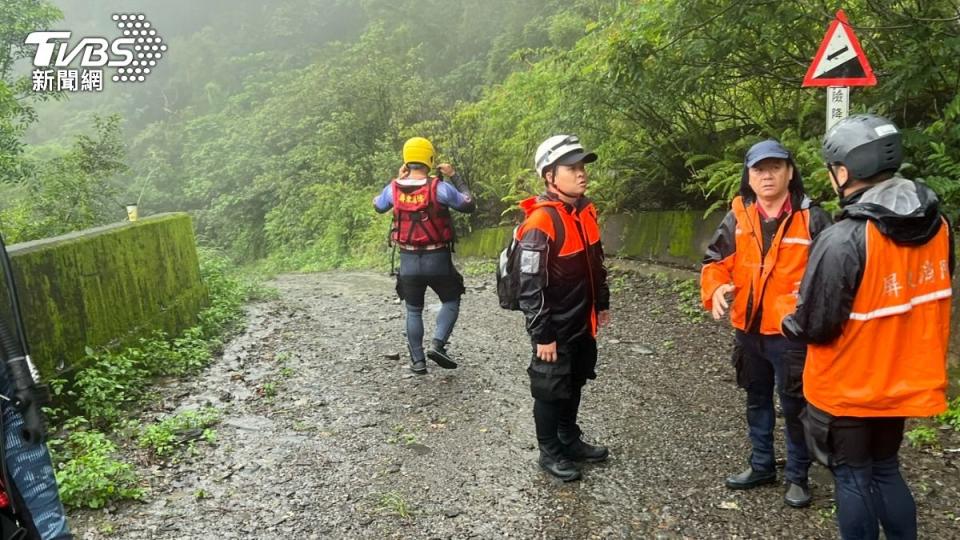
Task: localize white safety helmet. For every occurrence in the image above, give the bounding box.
[534,134,597,178]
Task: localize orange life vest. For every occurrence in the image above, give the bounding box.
[517,198,603,337]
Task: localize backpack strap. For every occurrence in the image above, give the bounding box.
[544,206,565,253]
[518,205,565,252]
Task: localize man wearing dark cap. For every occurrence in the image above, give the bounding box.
[701,140,832,507]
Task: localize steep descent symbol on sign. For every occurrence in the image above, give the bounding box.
[803,9,876,87]
[826,46,848,61]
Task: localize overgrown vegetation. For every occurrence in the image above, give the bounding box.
[3,1,957,270]
[672,279,707,323]
[48,251,260,508]
[47,419,144,510]
[906,397,960,449]
[906,425,940,449]
[0,0,955,511]
[138,408,220,459]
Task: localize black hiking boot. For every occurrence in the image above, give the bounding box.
[561,438,610,463]
[538,444,581,482]
[410,357,427,375]
[426,339,458,369]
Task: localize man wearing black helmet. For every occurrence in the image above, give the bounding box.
[780,114,954,539]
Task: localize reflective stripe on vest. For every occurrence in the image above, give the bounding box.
[728,197,813,334]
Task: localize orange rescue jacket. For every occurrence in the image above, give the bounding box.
[701,195,829,334]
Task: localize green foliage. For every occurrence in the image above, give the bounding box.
[377,491,413,519]
[197,247,260,337]
[387,424,418,446]
[459,257,497,277]
[672,278,706,323]
[0,0,63,183]
[49,420,145,509]
[138,408,220,458]
[71,345,149,427]
[905,425,939,449]
[457,0,960,221]
[914,94,960,223]
[47,252,254,508]
[937,397,960,431]
[15,0,960,266]
[1,114,129,243]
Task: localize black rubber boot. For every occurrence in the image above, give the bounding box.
[534,398,581,481]
[561,436,610,463]
[557,387,610,462]
[784,481,812,508]
[538,442,581,482]
[725,466,777,489]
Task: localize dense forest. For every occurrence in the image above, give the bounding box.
[3,0,959,268]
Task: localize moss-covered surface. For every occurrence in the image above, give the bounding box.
[952,269,959,373]
[455,226,515,258]
[457,212,722,264]
[6,213,208,378]
[618,211,723,266]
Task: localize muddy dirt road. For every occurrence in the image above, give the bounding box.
[70,265,960,539]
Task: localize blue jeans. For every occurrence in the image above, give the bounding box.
[833,457,916,540]
[827,416,915,540]
[735,331,811,486]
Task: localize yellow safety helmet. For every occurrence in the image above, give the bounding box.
[402,137,435,168]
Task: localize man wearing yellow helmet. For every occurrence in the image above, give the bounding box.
[373,137,475,374]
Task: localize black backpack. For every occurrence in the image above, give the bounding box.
[496,206,563,310]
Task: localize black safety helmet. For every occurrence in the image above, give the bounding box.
[822,113,902,181]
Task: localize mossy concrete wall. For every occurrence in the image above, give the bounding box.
[603,212,723,266]
[456,226,515,257]
[952,271,960,371]
[6,213,208,378]
[458,212,722,266]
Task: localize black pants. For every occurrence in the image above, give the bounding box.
[529,335,597,448]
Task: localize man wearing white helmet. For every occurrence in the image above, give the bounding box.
[514,134,611,481]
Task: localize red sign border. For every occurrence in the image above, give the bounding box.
[802,9,877,87]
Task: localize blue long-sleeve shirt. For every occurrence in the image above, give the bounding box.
[373,178,474,214]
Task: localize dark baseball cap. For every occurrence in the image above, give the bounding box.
[555,149,598,166]
[745,140,790,167]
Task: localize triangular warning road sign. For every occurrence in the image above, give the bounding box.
[803,10,876,87]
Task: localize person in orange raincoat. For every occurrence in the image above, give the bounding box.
[515,135,610,482]
[701,140,831,507]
